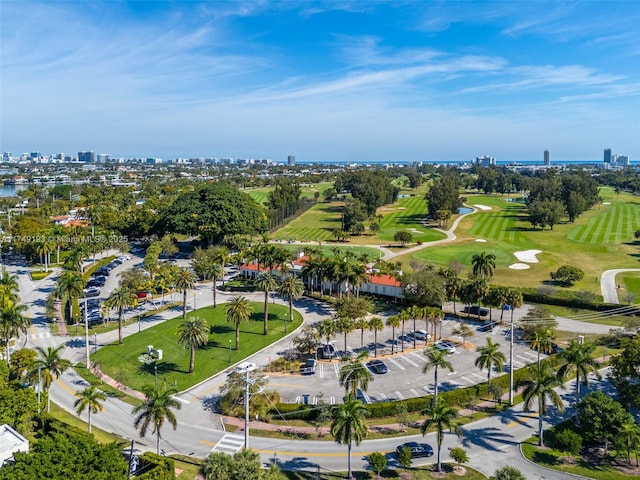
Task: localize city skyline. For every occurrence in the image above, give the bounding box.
[1,1,639,162]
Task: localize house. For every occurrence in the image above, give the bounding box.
[0,424,29,467]
[360,273,404,299]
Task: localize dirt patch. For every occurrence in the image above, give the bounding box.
[452,466,467,476]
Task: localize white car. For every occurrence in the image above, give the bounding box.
[412,329,430,341]
[434,341,456,354]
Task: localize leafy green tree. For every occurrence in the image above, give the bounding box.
[339,351,374,394]
[161,182,267,244]
[423,347,454,402]
[490,466,527,480]
[393,230,413,245]
[397,445,412,469]
[254,272,279,335]
[609,335,640,409]
[550,265,584,286]
[292,324,320,356]
[330,392,370,479]
[557,340,601,425]
[175,267,197,320]
[132,384,181,455]
[367,451,387,478]
[278,274,304,333]
[104,286,138,345]
[519,304,557,340]
[33,345,71,413]
[421,396,462,472]
[554,428,583,456]
[74,384,107,433]
[232,448,261,479]
[201,451,233,480]
[335,170,400,216]
[472,251,496,279]
[616,421,640,466]
[516,361,564,446]
[578,391,634,445]
[177,316,210,373]
[225,296,253,350]
[475,338,506,385]
[402,261,446,307]
[449,446,469,468]
[0,303,29,366]
[425,173,463,217]
[9,348,37,383]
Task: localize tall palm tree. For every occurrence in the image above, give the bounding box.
[104,286,138,345]
[398,309,410,353]
[0,269,20,309]
[177,316,210,373]
[367,317,384,357]
[423,347,454,402]
[516,361,564,446]
[0,303,29,366]
[278,274,304,333]
[557,339,601,425]
[330,392,369,479]
[55,269,84,325]
[386,315,400,355]
[408,305,422,349]
[175,267,197,320]
[192,249,225,308]
[225,296,253,350]
[471,251,496,279]
[335,316,354,354]
[616,421,640,466]
[33,345,71,412]
[531,330,554,367]
[132,384,181,455]
[254,272,280,335]
[74,384,107,433]
[475,338,506,385]
[354,317,369,350]
[339,351,374,394]
[316,318,336,356]
[421,396,462,472]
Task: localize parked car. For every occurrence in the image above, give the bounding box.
[462,305,489,316]
[411,329,430,341]
[318,343,336,359]
[301,359,317,375]
[83,287,101,298]
[366,359,388,374]
[434,341,456,354]
[396,442,434,458]
[477,321,496,332]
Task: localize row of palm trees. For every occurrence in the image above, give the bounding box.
[0,269,29,366]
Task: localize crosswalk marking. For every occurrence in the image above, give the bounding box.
[29,332,51,340]
[387,357,406,371]
[212,433,244,454]
[395,391,405,400]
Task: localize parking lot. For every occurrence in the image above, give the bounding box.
[266,316,543,405]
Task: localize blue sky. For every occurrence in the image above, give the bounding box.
[1,1,639,162]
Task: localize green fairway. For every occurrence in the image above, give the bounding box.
[279,243,382,260]
[245,182,333,206]
[272,201,344,241]
[91,303,302,392]
[377,195,447,243]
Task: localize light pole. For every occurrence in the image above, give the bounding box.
[508,306,514,406]
[228,339,232,363]
[83,297,90,366]
[94,333,97,353]
[236,362,257,449]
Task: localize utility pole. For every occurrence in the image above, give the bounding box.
[508,313,514,406]
[84,297,90,367]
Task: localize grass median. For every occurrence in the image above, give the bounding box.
[91,302,303,392]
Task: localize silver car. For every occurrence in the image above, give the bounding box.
[434,341,456,354]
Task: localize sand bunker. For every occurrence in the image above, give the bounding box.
[509,263,530,270]
[475,239,487,243]
[514,250,542,263]
[603,202,611,205]
[473,205,492,211]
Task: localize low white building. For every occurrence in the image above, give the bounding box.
[0,424,29,467]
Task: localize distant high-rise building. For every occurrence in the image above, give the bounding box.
[78,151,95,162]
[97,154,110,163]
[604,148,612,164]
[618,155,630,167]
[475,155,495,166]
[288,155,296,166]
[543,149,550,165]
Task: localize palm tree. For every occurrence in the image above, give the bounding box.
[254,272,279,335]
[408,305,422,349]
[74,384,107,433]
[36,239,55,272]
[516,361,564,446]
[335,316,354,354]
[421,396,462,472]
[330,392,369,479]
[368,317,384,357]
[104,286,138,345]
[398,309,410,353]
[531,330,554,367]
[354,317,369,350]
[192,250,225,308]
[616,421,640,466]
[34,345,71,412]
[316,318,336,357]
[132,384,181,455]
[0,269,20,308]
[339,351,374,394]
[471,251,496,279]
[423,347,454,402]
[386,315,400,354]
[475,338,506,385]
[0,303,29,366]
[278,274,304,333]
[225,296,253,350]
[175,267,197,320]
[177,316,210,373]
[55,269,84,325]
[557,339,601,425]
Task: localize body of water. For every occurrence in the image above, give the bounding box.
[0,184,27,197]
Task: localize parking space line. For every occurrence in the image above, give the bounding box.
[295,396,301,403]
[398,356,419,368]
[520,351,538,360]
[458,376,474,384]
[380,393,389,401]
[409,388,420,397]
[423,385,434,394]
[333,363,340,377]
[394,391,405,400]
[387,358,406,371]
[409,352,427,362]
[318,364,324,379]
[472,373,485,381]
[330,396,335,405]
[447,370,457,376]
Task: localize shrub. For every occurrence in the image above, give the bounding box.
[554,428,583,455]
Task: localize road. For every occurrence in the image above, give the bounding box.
[601,269,640,304]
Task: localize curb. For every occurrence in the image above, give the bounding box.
[518,442,590,479]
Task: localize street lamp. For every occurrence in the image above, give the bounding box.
[228,339,232,363]
[236,362,257,449]
[83,297,90,367]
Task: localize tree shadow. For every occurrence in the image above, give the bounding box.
[210,324,234,335]
[137,360,182,376]
[461,426,517,452]
[276,457,323,472]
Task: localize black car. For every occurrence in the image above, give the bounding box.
[366,359,388,374]
[396,442,434,458]
[477,321,496,332]
[301,359,316,375]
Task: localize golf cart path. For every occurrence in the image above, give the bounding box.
[601,269,640,304]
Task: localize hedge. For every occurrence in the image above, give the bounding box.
[136,452,176,480]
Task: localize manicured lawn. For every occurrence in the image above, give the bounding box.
[283,464,488,479]
[245,182,334,206]
[273,202,345,241]
[521,440,635,480]
[377,195,447,243]
[49,402,126,445]
[91,302,303,392]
